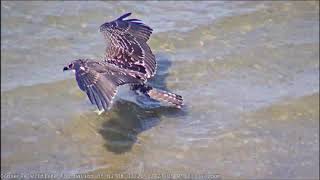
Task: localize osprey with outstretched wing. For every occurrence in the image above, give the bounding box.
[100,13,156,79]
[63,13,183,112]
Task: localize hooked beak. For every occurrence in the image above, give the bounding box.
[63,66,69,71]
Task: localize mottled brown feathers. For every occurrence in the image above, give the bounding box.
[100,13,156,79]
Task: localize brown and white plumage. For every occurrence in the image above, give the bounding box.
[100,12,156,79]
[67,59,144,111]
[63,13,183,112]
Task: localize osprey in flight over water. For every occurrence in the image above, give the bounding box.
[63,13,183,112]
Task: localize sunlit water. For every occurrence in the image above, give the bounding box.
[1,1,319,179]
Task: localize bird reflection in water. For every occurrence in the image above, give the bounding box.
[97,54,187,154]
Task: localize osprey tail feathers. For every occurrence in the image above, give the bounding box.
[131,84,183,108]
[147,88,183,108]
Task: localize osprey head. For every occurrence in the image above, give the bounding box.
[63,59,85,72]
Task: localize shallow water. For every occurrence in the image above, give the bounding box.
[1,1,319,179]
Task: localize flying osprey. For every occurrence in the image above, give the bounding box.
[63,13,183,112]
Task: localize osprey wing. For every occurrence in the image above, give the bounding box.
[100,13,156,79]
[101,12,153,42]
[75,61,143,111]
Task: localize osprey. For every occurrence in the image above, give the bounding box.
[63,13,183,113]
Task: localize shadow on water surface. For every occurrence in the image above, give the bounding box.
[97,53,188,154]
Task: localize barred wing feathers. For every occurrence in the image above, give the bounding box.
[103,12,153,42]
[100,13,156,79]
[75,61,143,111]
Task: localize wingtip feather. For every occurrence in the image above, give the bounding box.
[117,12,132,20]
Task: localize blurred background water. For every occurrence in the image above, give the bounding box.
[1,1,319,179]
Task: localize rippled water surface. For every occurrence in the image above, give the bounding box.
[1,1,319,179]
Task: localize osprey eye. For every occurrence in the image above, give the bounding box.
[68,64,74,68]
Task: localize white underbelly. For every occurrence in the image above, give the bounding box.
[115,84,138,103]
[114,84,162,108]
